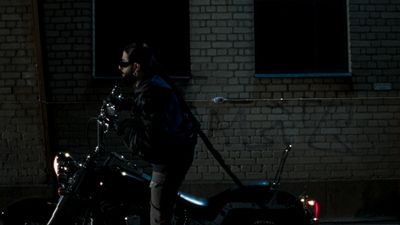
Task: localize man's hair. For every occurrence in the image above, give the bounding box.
[123,42,156,72]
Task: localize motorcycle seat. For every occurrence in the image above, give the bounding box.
[176,180,272,221]
[177,180,270,208]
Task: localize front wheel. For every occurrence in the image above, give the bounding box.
[6,221,45,225]
[0,198,55,225]
[1,212,50,225]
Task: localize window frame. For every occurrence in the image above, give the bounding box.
[91,0,191,79]
[254,0,352,78]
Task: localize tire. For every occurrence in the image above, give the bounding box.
[247,216,280,225]
[0,198,54,225]
[245,211,308,225]
[15,221,45,225]
[2,216,47,225]
[250,219,278,225]
[222,208,307,225]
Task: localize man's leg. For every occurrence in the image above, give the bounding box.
[150,149,194,225]
[150,171,176,225]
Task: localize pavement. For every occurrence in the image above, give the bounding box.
[318,217,400,225]
[320,223,400,225]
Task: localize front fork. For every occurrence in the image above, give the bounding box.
[47,194,85,225]
[47,167,89,225]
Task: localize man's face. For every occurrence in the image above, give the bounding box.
[118,51,133,78]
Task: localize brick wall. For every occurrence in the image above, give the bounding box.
[186,98,400,183]
[186,0,400,178]
[1,0,399,218]
[0,0,49,207]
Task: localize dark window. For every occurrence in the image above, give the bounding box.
[254,0,350,77]
[93,0,190,78]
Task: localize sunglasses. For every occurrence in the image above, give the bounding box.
[119,61,131,68]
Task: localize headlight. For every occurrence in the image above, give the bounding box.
[53,155,59,176]
[53,152,75,177]
[53,152,80,195]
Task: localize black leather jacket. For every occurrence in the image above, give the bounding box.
[122,75,197,164]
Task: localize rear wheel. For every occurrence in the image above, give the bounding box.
[222,209,307,225]
[252,220,278,225]
[248,216,280,225]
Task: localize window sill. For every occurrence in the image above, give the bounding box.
[255,72,352,78]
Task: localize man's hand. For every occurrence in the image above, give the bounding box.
[116,118,137,136]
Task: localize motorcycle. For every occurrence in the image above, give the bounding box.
[0,86,319,225]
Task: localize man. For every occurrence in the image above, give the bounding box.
[117,42,197,225]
